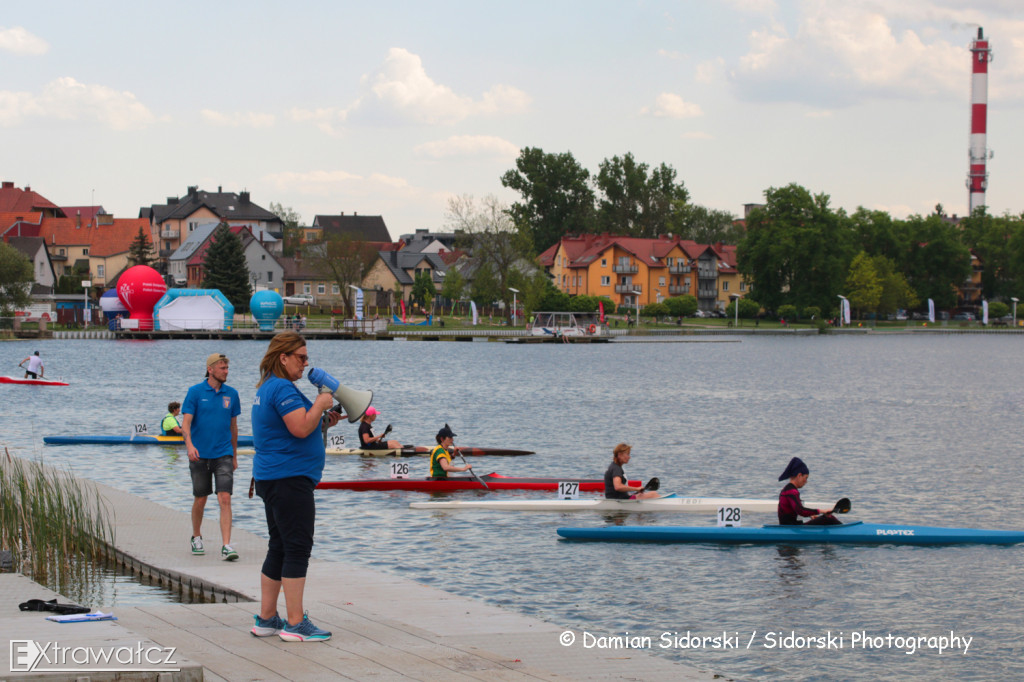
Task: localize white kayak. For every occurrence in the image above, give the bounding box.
[409,494,832,513]
[238,447,411,457]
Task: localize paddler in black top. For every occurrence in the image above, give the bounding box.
[604,443,659,500]
[777,457,841,525]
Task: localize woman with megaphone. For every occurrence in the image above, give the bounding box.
[249,331,343,643]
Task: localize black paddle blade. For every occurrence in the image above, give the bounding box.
[832,497,851,514]
[643,477,660,492]
[383,424,392,437]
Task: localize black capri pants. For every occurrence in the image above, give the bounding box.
[255,476,317,580]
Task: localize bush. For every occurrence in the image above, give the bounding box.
[989,301,1010,319]
[596,296,617,315]
[569,295,598,313]
[803,306,821,320]
[777,304,798,321]
[664,295,698,317]
[641,302,669,317]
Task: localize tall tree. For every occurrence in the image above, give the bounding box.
[673,203,742,243]
[902,214,972,309]
[202,223,252,313]
[736,183,853,313]
[410,271,437,309]
[440,266,465,314]
[447,194,534,325]
[127,226,155,267]
[845,252,883,318]
[959,209,1015,300]
[268,202,302,257]
[0,242,34,313]
[500,147,596,254]
[595,153,689,237]
[305,233,377,318]
[872,254,919,316]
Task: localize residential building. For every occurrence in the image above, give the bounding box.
[7,236,56,293]
[308,213,392,245]
[363,250,448,310]
[177,225,284,290]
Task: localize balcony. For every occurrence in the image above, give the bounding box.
[668,285,689,295]
[612,264,638,274]
[160,230,178,240]
[615,284,642,294]
[668,264,691,274]
[698,288,717,299]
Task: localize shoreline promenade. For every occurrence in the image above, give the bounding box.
[1,478,718,681]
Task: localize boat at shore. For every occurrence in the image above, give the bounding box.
[0,376,69,386]
[410,495,831,513]
[237,445,533,457]
[44,434,255,446]
[317,473,639,492]
[556,521,1024,545]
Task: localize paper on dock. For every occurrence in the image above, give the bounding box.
[45,611,117,623]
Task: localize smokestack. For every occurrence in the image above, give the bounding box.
[967,27,993,215]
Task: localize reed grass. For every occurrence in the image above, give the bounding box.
[0,448,114,594]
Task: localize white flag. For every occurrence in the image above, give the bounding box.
[928,299,935,323]
[843,298,851,325]
[982,300,989,325]
[470,300,478,326]
[354,287,364,320]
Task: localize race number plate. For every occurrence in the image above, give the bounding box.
[717,506,742,527]
[131,423,149,439]
[557,482,579,500]
[327,434,345,448]
[390,461,411,479]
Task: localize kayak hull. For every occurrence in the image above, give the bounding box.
[318,473,640,492]
[239,445,533,457]
[45,435,255,447]
[0,376,68,386]
[410,495,831,513]
[556,521,1024,545]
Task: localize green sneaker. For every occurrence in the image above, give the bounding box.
[221,545,239,561]
[190,536,204,555]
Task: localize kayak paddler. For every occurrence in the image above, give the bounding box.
[605,443,659,500]
[777,457,841,526]
[429,424,473,480]
[162,402,183,436]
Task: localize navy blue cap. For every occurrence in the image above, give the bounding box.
[437,423,457,439]
[778,456,810,481]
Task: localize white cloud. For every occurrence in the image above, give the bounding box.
[695,58,726,84]
[351,48,531,125]
[288,107,347,136]
[0,26,48,55]
[0,77,156,129]
[201,109,275,128]
[640,93,703,118]
[415,135,520,159]
[264,169,420,200]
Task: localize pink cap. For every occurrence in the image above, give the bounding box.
[365,407,380,417]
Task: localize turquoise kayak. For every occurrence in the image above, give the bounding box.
[44,435,256,447]
[556,521,1024,545]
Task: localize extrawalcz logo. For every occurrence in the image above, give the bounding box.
[10,639,179,673]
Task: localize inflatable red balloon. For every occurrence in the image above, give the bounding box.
[117,265,167,331]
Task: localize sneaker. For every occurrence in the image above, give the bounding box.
[190,536,204,555]
[279,613,332,642]
[251,613,285,637]
[221,545,239,561]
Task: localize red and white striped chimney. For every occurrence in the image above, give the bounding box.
[967,27,993,215]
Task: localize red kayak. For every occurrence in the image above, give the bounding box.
[401,446,534,457]
[0,376,69,386]
[316,473,639,492]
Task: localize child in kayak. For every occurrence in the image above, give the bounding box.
[429,424,473,480]
[778,457,841,525]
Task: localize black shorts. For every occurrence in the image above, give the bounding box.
[189,455,234,497]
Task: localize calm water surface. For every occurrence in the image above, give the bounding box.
[1,334,1022,681]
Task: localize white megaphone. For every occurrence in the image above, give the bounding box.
[307,368,372,423]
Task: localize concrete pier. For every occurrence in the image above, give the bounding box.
[0,479,718,681]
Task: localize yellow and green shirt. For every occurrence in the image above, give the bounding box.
[429,444,452,479]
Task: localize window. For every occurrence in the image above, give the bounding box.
[659,277,665,287]
[267,271,273,283]
[97,265,105,278]
[164,241,170,250]
[317,283,325,295]
[740,282,747,292]
[261,254,266,260]
[601,258,607,267]
[188,221,198,232]
[666,257,673,266]
[303,283,311,294]
[723,281,729,292]
[82,248,89,255]
[59,248,65,256]
[332,284,340,295]
[601,276,610,286]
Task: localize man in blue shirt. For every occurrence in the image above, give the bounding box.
[182,352,241,561]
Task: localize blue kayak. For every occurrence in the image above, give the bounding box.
[556,521,1024,545]
[44,434,256,447]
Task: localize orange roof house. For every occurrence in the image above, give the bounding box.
[0,181,64,217]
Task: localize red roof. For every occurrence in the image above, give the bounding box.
[549,233,737,271]
[36,216,148,256]
[0,182,64,216]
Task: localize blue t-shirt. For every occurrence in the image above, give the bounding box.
[251,375,326,483]
[181,380,240,459]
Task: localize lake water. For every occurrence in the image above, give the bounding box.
[1,334,1022,681]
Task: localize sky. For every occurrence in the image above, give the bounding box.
[3,0,1024,238]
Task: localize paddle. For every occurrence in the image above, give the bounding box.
[829,497,851,514]
[382,424,392,439]
[456,448,488,489]
[642,477,660,492]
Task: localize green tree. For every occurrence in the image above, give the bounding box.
[987,301,1009,319]
[305,233,377,318]
[0,242,34,313]
[902,214,971,309]
[501,147,596,254]
[537,285,571,311]
[448,194,536,325]
[674,204,743,244]
[268,202,303,257]
[410,271,437,309]
[595,153,689,237]
[872,255,919,316]
[726,297,761,319]
[959,209,1016,300]
[202,224,252,313]
[127,227,154,267]
[663,294,698,317]
[641,302,669,318]
[440,266,465,314]
[845,252,883,318]
[736,183,853,314]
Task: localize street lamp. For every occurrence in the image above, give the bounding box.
[837,295,848,327]
[1013,297,1019,328]
[348,285,362,321]
[730,293,740,328]
[81,280,92,329]
[631,290,641,328]
[508,287,519,327]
